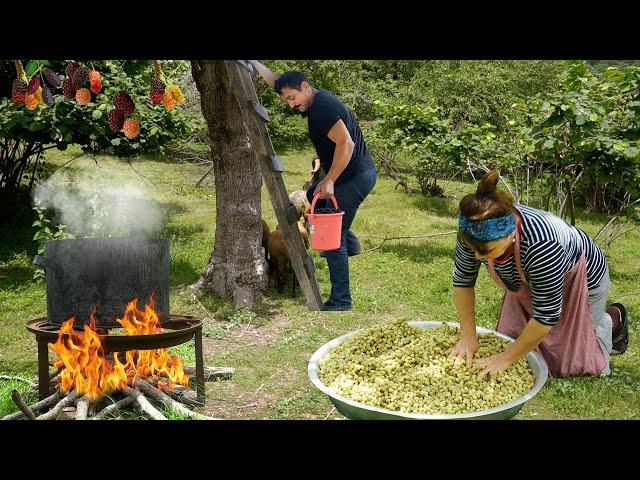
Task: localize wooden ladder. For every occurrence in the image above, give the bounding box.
[225,60,323,310]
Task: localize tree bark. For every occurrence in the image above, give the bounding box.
[190,60,268,308]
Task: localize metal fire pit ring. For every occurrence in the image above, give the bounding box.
[27,315,205,401]
[27,315,202,352]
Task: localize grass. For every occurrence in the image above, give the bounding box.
[1,146,638,420]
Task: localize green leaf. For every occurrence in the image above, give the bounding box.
[111,138,121,146]
[575,114,586,125]
[624,147,639,158]
[588,114,599,122]
[543,139,555,149]
[26,61,39,77]
[92,109,103,120]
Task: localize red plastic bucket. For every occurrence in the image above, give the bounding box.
[308,194,345,251]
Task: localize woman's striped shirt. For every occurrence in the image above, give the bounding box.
[452,204,607,325]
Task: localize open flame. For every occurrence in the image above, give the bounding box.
[49,297,189,400]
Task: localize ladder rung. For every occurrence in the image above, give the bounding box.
[269,155,284,172]
[234,60,254,74]
[252,101,270,122]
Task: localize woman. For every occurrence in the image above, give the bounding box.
[449,171,629,379]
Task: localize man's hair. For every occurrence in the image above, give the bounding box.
[274,71,310,94]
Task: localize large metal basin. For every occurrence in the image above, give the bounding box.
[308,321,548,420]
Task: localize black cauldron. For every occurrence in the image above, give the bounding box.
[34,237,170,328]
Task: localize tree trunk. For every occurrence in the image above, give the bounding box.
[190,60,268,308]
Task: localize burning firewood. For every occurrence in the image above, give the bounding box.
[131,377,217,420]
[2,390,62,420]
[5,298,232,420]
[183,365,234,381]
[93,397,134,420]
[11,389,36,420]
[75,397,90,420]
[121,385,167,420]
[37,390,81,420]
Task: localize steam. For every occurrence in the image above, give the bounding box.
[32,164,164,238]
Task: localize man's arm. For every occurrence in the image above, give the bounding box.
[247,60,278,88]
[313,120,355,199]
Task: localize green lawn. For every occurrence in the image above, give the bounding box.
[1,146,638,419]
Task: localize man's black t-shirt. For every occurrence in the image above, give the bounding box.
[305,89,374,184]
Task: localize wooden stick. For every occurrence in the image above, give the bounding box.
[146,377,189,393]
[121,385,167,420]
[2,390,62,420]
[183,366,234,381]
[92,397,134,420]
[144,378,202,407]
[0,375,38,389]
[132,378,217,420]
[75,397,90,420]
[168,390,201,407]
[11,389,36,420]
[37,390,80,420]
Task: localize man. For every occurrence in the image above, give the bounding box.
[249,61,377,311]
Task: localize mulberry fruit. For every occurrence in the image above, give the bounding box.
[150,91,163,104]
[66,62,80,79]
[113,91,135,116]
[166,84,185,104]
[72,66,89,89]
[25,93,39,110]
[88,70,101,83]
[62,79,76,100]
[162,91,175,111]
[76,88,91,105]
[12,79,27,103]
[123,119,140,139]
[90,79,102,94]
[88,70,102,94]
[43,68,62,89]
[108,109,125,132]
[12,91,26,104]
[42,86,54,106]
[151,78,165,93]
[27,77,40,94]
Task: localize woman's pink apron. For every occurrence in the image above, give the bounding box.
[487,213,607,378]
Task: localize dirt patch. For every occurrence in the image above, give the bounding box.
[200,309,301,418]
[201,309,293,360]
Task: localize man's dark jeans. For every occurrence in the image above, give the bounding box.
[307,167,377,308]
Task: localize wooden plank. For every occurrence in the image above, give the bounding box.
[225,61,322,310]
[303,253,316,275]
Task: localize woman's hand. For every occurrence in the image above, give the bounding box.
[473,353,514,380]
[449,334,479,368]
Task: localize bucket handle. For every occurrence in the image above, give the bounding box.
[310,193,339,216]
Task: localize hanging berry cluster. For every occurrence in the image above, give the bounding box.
[150,60,185,111]
[63,61,102,105]
[11,60,103,109]
[108,92,140,139]
[11,60,63,109]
